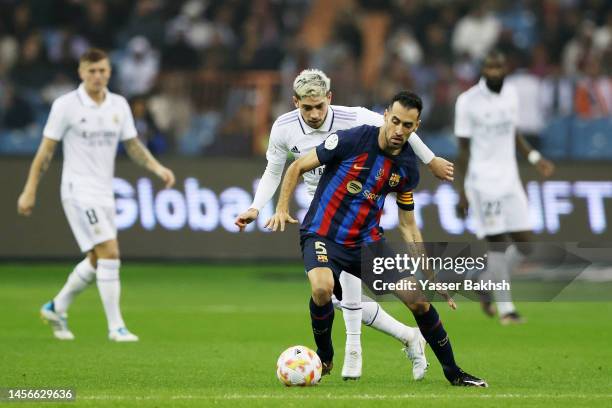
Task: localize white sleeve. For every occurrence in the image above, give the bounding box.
[265,124,289,165]
[120,98,138,141]
[454,94,472,138]
[250,160,285,210]
[43,99,68,141]
[408,132,435,164]
[355,107,384,126]
[251,124,289,210]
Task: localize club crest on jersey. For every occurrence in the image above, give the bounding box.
[376,168,385,180]
[389,173,400,187]
[346,180,363,194]
[113,114,120,124]
[317,255,328,263]
[325,134,338,150]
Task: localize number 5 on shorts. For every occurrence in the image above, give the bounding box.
[315,241,327,255]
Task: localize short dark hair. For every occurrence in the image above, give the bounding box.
[79,48,108,64]
[389,91,423,116]
[483,49,506,65]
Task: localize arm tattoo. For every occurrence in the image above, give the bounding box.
[37,145,57,179]
[124,138,153,168]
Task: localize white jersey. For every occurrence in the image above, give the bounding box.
[43,84,137,207]
[266,105,383,196]
[455,78,520,194]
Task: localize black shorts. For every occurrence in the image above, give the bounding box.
[300,234,363,279]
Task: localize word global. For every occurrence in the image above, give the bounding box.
[113,177,612,235]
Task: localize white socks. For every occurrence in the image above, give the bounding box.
[505,244,526,275]
[487,250,516,316]
[54,258,96,314]
[96,259,126,331]
[339,272,362,348]
[362,297,418,345]
[332,291,419,346]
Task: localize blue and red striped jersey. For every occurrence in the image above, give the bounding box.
[301,125,419,247]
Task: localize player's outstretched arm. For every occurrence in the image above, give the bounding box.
[398,208,456,310]
[235,160,285,231]
[265,150,320,232]
[408,134,454,182]
[455,138,470,219]
[123,138,175,188]
[17,137,58,216]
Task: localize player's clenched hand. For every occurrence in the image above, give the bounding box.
[428,157,454,182]
[235,208,259,232]
[17,191,36,216]
[155,166,176,188]
[535,158,555,178]
[456,190,469,219]
[264,211,298,232]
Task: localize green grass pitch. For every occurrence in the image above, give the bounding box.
[1,263,611,407]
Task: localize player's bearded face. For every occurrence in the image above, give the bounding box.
[384,103,420,149]
[295,94,330,129]
[79,59,111,93]
[483,59,506,93]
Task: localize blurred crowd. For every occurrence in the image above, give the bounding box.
[0,0,610,157]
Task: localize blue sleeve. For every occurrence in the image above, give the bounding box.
[315,130,357,166]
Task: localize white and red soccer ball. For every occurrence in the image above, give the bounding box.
[276,345,322,386]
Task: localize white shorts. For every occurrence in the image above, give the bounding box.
[466,183,533,239]
[62,200,117,252]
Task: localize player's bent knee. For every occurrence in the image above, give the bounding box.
[94,239,120,259]
[407,301,430,315]
[311,287,333,306]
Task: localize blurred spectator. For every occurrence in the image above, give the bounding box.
[540,64,574,119]
[594,10,612,52]
[10,31,53,90]
[452,3,501,61]
[562,20,596,76]
[389,28,423,67]
[130,96,167,154]
[117,36,160,98]
[0,34,19,76]
[119,0,165,47]
[78,0,115,49]
[161,20,200,71]
[1,84,34,130]
[497,1,537,51]
[205,104,254,157]
[9,2,36,41]
[574,54,611,118]
[148,72,192,143]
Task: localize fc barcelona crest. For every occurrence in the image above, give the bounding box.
[389,173,400,187]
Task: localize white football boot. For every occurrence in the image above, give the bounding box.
[40,301,74,340]
[108,327,139,342]
[341,345,362,380]
[403,333,429,380]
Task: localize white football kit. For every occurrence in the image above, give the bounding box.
[43,84,138,251]
[251,105,434,209]
[455,78,532,238]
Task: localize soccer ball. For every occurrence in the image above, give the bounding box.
[276,345,322,386]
